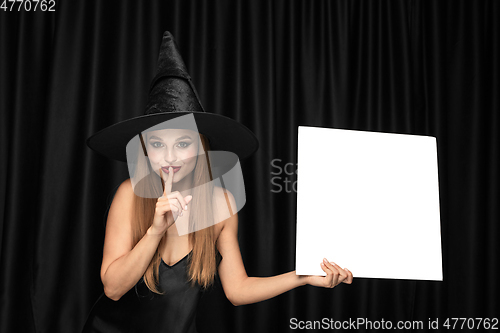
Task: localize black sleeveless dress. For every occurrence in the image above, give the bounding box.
[82,184,222,333]
[81,250,221,333]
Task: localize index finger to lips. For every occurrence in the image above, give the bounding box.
[164,167,173,194]
[159,168,165,195]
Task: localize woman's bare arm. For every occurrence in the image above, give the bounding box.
[100,179,163,301]
[215,189,306,306]
[217,212,306,306]
[216,189,353,306]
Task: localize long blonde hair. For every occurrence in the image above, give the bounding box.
[132,133,219,293]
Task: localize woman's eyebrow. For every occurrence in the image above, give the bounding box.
[175,135,192,141]
[148,135,192,141]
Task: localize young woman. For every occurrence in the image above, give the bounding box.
[83,31,352,333]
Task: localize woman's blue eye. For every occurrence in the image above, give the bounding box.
[150,142,163,148]
[149,142,191,149]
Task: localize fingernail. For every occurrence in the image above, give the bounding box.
[323,258,328,263]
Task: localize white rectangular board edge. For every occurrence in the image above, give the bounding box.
[295,126,443,281]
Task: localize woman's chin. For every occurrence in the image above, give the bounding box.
[171,174,183,183]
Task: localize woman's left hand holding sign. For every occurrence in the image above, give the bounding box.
[303,259,353,288]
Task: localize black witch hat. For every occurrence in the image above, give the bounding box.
[86,31,259,162]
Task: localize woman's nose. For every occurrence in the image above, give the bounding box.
[163,148,177,163]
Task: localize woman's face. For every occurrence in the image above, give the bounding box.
[145,129,200,184]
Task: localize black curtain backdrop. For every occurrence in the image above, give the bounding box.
[1,1,498,332]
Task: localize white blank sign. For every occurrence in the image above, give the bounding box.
[295,126,442,281]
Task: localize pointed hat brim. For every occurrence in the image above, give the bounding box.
[86,111,259,162]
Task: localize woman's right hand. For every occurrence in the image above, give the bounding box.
[150,167,193,236]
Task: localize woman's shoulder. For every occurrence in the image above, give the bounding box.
[212,186,236,207]
[212,186,238,231]
[111,178,135,205]
[121,178,133,188]
[118,178,133,194]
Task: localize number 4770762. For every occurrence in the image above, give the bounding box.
[443,318,498,330]
[1,0,56,12]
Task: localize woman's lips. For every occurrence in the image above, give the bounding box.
[162,166,181,174]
